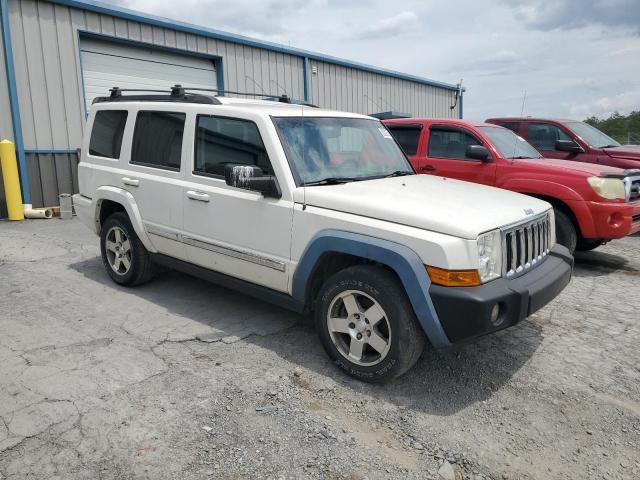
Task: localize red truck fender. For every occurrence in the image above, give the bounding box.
[499,178,596,237]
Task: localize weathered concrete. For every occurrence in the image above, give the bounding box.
[0,219,639,479]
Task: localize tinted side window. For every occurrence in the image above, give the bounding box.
[496,122,520,134]
[131,111,185,170]
[194,116,272,177]
[387,126,421,155]
[527,123,571,150]
[89,110,127,158]
[428,128,482,160]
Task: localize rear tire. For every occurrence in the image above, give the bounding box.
[554,209,577,254]
[315,265,425,383]
[100,211,155,286]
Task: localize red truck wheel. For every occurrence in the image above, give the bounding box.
[554,209,577,254]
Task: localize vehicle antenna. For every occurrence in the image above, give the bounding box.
[245,75,267,95]
[511,89,527,163]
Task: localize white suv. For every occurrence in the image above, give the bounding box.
[73,87,573,382]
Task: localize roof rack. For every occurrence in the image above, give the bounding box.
[92,84,318,107]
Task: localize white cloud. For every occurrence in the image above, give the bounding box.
[355,11,419,39]
[117,0,640,120]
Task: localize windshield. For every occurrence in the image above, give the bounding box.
[478,126,542,159]
[273,117,413,185]
[566,121,620,148]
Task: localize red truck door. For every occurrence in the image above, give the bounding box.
[420,125,497,185]
[524,121,598,164]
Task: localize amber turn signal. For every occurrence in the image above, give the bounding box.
[426,266,481,287]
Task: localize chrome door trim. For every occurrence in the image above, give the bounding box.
[143,223,286,272]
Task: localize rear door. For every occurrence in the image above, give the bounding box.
[122,108,188,260]
[421,126,497,185]
[385,124,423,168]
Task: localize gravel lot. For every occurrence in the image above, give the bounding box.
[1,219,639,480]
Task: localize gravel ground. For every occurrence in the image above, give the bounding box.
[0,219,639,480]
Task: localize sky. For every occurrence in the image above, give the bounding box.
[116,0,640,121]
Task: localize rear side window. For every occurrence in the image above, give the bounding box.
[89,110,127,158]
[428,127,482,160]
[496,122,520,134]
[387,126,421,155]
[194,116,272,177]
[527,123,571,150]
[131,111,185,171]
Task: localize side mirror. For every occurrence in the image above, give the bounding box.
[555,139,584,153]
[466,145,491,162]
[224,164,281,198]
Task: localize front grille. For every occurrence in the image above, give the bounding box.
[503,212,553,278]
[629,178,640,202]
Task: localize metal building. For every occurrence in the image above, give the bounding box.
[0,0,463,216]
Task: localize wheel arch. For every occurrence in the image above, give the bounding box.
[292,230,450,348]
[92,186,157,252]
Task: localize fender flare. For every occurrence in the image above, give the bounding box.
[292,230,450,348]
[499,179,596,236]
[499,178,584,202]
[92,186,157,252]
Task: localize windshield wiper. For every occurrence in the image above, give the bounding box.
[508,156,536,159]
[303,177,355,186]
[383,170,414,178]
[601,145,619,148]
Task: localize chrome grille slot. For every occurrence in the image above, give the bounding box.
[503,212,553,278]
[630,178,640,202]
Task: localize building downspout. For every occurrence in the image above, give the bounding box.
[1,0,31,205]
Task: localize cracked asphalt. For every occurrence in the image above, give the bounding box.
[1,219,639,480]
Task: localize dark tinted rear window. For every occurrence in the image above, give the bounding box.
[89,110,127,158]
[496,122,520,134]
[387,126,421,155]
[131,111,185,171]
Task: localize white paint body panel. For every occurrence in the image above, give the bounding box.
[77,98,550,296]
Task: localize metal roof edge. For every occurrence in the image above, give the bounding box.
[46,0,460,92]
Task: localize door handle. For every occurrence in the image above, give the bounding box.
[122,177,139,187]
[420,165,436,172]
[186,190,210,202]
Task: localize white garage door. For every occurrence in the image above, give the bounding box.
[80,38,218,110]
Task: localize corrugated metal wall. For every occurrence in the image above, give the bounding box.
[1,0,459,210]
[309,61,459,118]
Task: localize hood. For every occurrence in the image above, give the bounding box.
[603,145,640,159]
[296,175,550,240]
[516,157,624,176]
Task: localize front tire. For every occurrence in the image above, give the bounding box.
[576,238,604,252]
[554,209,577,254]
[315,265,425,383]
[100,211,155,286]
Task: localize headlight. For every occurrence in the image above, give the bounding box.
[587,177,627,200]
[477,229,502,283]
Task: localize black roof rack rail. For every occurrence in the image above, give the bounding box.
[92,85,222,105]
[91,84,319,107]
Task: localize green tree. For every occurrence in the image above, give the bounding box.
[584,111,640,144]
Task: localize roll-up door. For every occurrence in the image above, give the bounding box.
[79,38,217,109]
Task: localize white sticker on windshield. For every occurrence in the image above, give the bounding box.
[379,127,393,139]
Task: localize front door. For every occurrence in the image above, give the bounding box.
[181,114,292,292]
[421,126,497,185]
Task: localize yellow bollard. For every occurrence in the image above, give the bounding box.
[0,139,25,220]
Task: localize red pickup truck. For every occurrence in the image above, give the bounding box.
[486,117,640,170]
[384,118,640,253]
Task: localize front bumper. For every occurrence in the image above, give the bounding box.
[586,200,640,239]
[429,245,573,343]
